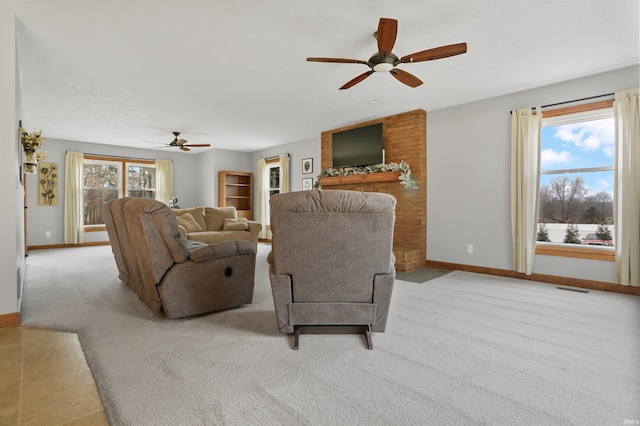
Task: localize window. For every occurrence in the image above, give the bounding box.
[83,155,155,227]
[263,159,281,228]
[268,163,280,197]
[536,102,615,259]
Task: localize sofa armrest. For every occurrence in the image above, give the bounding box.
[372,273,395,332]
[189,240,254,263]
[177,224,188,239]
[269,270,293,334]
[247,221,263,246]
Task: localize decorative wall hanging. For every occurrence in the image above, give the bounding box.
[20,127,47,174]
[38,162,58,206]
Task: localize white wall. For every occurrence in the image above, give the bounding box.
[196,148,253,209]
[427,65,639,283]
[249,136,322,193]
[0,10,22,317]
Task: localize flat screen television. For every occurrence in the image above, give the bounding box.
[332,123,384,168]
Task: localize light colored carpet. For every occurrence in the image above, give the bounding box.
[22,244,640,425]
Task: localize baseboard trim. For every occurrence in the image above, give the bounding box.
[0,312,20,328]
[28,241,111,251]
[424,260,640,296]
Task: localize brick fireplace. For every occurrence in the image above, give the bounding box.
[319,109,427,272]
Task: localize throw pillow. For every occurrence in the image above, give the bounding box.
[176,212,203,233]
[222,218,249,231]
[204,206,237,231]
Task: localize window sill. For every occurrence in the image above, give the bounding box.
[84,225,106,233]
[536,242,614,261]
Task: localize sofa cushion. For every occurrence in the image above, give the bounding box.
[186,231,224,244]
[204,207,237,231]
[189,240,255,263]
[181,238,208,253]
[223,217,249,231]
[175,212,203,233]
[173,207,206,231]
[222,231,252,243]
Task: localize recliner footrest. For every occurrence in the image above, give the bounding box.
[288,303,376,326]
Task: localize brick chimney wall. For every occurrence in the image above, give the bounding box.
[320,109,427,271]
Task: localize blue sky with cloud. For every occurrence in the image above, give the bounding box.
[540,117,615,196]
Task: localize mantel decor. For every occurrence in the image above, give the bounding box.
[20,127,47,174]
[315,161,417,189]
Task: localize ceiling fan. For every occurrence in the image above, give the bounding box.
[307,17,467,90]
[160,131,211,152]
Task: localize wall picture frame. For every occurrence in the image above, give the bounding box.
[302,177,313,191]
[302,157,313,174]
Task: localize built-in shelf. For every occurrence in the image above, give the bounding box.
[218,171,253,219]
[318,170,401,187]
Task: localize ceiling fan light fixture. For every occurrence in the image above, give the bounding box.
[373,62,394,72]
[306,18,467,89]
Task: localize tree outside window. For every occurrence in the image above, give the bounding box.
[83,156,155,226]
[538,108,614,246]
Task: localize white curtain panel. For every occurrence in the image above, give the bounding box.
[279,153,290,193]
[257,158,268,239]
[155,159,174,204]
[614,88,640,287]
[64,151,84,244]
[510,107,542,275]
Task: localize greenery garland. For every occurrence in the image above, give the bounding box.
[315,160,417,189]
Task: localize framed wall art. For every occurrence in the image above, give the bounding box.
[302,158,313,174]
[302,177,313,191]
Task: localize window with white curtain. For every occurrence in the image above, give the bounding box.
[537,104,615,251]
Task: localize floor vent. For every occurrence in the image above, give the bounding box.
[556,286,589,293]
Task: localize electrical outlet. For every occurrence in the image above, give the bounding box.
[467,244,474,254]
[45,231,51,238]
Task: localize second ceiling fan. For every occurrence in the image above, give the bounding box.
[164,131,210,152]
[307,17,467,90]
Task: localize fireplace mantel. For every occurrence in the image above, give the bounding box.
[318,170,401,187]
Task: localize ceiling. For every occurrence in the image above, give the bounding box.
[1,1,638,153]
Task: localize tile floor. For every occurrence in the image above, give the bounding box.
[0,327,108,425]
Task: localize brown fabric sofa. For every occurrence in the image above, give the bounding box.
[103,197,256,319]
[268,189,397,349]
[172,206,261,248]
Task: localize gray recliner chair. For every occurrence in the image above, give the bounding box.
[268,189,396,349]
[103,197,256,319]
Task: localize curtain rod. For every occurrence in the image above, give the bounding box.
[510,92,614,114]
[539,92,614,110]
[83,152,157,162]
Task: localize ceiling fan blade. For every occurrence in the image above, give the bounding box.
[377,18,398,55]
[176,138,188,145]
[180,146,190,152]
[390,68,423,88]
[307,57,368,65]
[339,70,374,90]
[183,144,210,147]
[400,43,468,63]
